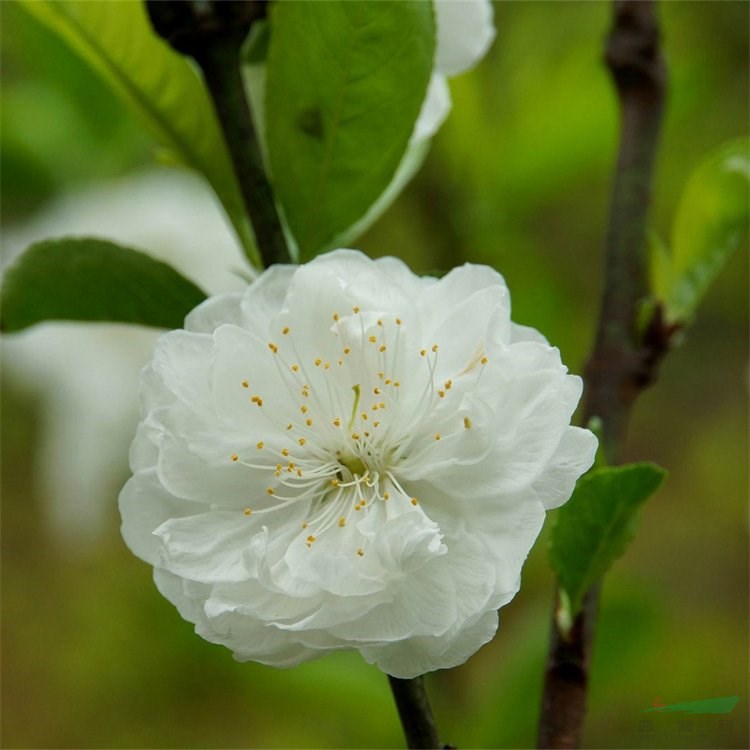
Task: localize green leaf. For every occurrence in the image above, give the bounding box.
[265,1,435,260]
[652,138,749,322]
[1,238,207,332]
[17,0,259,267]
[549,463,667,628]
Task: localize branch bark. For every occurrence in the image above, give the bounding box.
[388,675,443,749]
[538,2,669,747]
[146,0,291,268]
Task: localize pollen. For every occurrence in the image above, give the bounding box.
[356,548,364,557]
[373,387,381,395]
[377,319,383,326]
[333,418,341,427]
[464,416,472,429]
[435,433,441,441]
[331,478,340,487]
[256,441,264,450]
[315,358,322,366]
[268,343,278,353]
[301,405,308,414]
[266,487,274,495]
[306,535,317,548]
[291,364,300,372]
[481,356,488,364]
[343,347,351,355]
[432,344,439,353]
[298,438,306,446]
[243,508,252,516]
[241,380,249,389]
[282,326,290,335]
[361,413,368,421]
[302,522,309,529]
[338,517,346,528]
[286,423,293,431]
[379,345,387,352]
[411,497,419,506]
[444,379,453,390]
[383,492,390,500]
[230,454,239,462]
[393,381,400,387]
[369,335,377,343]
[373,421,380,428]
[352,306,360,314]
[281,448,290,457]
[305,419,313,426]
[420,349,427,357]
[251,395,263,406]
[438,390,446,398]
[332,313,339,321]
[396,318,402,325]
[351,433,360,440]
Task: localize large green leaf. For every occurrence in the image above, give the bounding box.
[17,0,259,267]
[265,1,435,260]
[1,238,207,332]
[549,463,667,631]
[651,138,749,322]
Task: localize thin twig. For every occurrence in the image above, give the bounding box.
[538,2,669,747]
[388,675,443,749]
[146,0,291,268]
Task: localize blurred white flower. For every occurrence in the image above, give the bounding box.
[120,249,595,678]
[2,169,248,548]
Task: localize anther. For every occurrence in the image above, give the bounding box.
[241,380,249,388]
[379,345,386,352]
[282,327,290,335]
[256,442,264,450]
[435,433,441,441]
[356,548,364,557]
[315,358,322,366]
[243,508,252,516]
[369,335,377,343]
[268,343,278,353]
[464,417,472,429]
[352,306,360,314]
[267,487,275,495]
[432,344,439,353]
[230,454,239,462]
[338,517,346,528]
[411,498,419,506]
[298,438,306,446]
[291,364,300,372]
[481,356,488,364]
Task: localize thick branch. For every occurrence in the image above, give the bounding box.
[538,2,668,748]
[147,0,291,268]
[388,676,442,749]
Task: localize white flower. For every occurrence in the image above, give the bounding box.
[120,249,596,678]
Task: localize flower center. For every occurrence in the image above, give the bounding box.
[338,453,368,478]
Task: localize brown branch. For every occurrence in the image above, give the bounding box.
[388,675,443,749]
[538,2,669,747]
[146,0,291,268]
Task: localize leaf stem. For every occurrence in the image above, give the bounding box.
[387,675,443,749]
[537,2,670,747]
[146,0,291,268]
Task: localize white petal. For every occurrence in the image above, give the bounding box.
[434,0,496,76]
[185,292,244,333]
[412,74,452,143]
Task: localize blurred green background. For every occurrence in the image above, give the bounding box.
[1,1,747,748]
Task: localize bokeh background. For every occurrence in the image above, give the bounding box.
[2,1,747,748]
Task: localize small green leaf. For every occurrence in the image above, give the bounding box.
[1,238,207,332]
[549,463,667,628]
[17,0,259,267]
[265,1,435,260]
[652,139,749,322]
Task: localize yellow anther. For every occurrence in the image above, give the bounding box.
[306,419,313,426]
[372,404,379,411]
[369,335,377,343]
[481,356,488,364]
[385,379,391,385]
[243,508,252,516]
[394,381,400,387]
[338,359,343,366]
[291,364,300,372]
[411,497,419,506]
[351,433,360,440]
[438,390,446,398]
[298,438,306,446]
[281,448,289,457]
[282,326,290,335]
[230,454,239,462]
[306,535,316,547]
[302,522,309,529]
[420,349,427,357]
[251,395,261,404]
[268,343,278,353]
[377,371,385,379]
[395,318,402,325]
[331,478,340,487]
[373,387,381,395]
[301,405,308,414]
[432,344,439,353]
[276,463,283,471]
[297,469,303,477]
[352,306,360,314]
[361,413,368,421]
[266,487,274,495]
[383,491,390,500]
[241,380,249,389]
[464,416,472,429]
[379,402,386,409]
[445,380,453,390]
[435,433,441,441]
[333,313,339,321]
[338,517,347,528]
[256,441,264,450]
[364,431,370,437]
[356,548,364,557]
[377,319,383,327]
[286,423,293,431]
[379,345,386,352]
[343,347,351,355]
[333,418,341,427]
[274,470,282,477]
[360,499,366,506]
[324,362,330,369]
[354,504,362,511]
[373,421,380,428]
[315,358,322,366]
